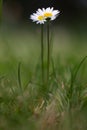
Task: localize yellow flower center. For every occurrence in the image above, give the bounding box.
[44,13,52,18]
[38,15,44,21]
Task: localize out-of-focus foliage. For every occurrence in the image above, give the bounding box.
[0,26,87,130]
[0,0,2,21]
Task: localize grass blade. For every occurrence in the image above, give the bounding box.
[18,62,23,93]
[69,56,87,108]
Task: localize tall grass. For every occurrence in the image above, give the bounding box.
[0,26,87,130]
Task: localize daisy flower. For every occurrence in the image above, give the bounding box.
[30,7,60,24]
[30,9,46,24]
[42,7,60,21]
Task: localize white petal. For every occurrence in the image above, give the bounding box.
[42,8,46,13]
[30,15,34,20]
[52,10,59,15]
[50,7,54,11]
[46,7,50,12]
[36,11,43,15]
[33,13,38,17]
[30,15,37,20]
[36,21,39,24]
[37,8,43,14]
[51,16,56,20]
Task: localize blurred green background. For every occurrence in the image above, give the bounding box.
[0,1,87,130]
[0,0,87,74]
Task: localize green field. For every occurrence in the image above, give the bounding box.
[0,25,87,130]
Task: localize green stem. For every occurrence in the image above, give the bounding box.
[18,62,23,95]
[41,24,44,84]
[47,21,50,84]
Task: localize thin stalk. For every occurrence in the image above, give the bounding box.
[41,24,44,84]
[47,21,50,84]
[18,62,23,95]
